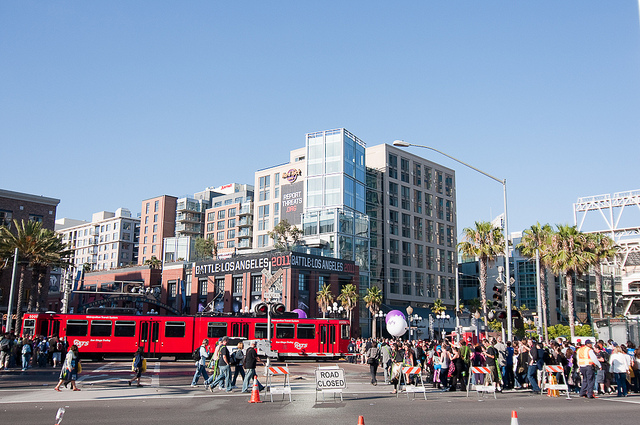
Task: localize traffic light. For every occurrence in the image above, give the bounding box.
[496,310,507,320]
[271,303,286,315]
[492,285,504,309]
[254,303,268,315]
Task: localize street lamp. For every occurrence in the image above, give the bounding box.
[328,302,344,318]
[407,313,423,342]
[392,140,513,342]
[436,311,451,340]
[375,310,386,338]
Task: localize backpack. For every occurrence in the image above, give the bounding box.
[192,347,201,361]
[0,339,9,352]
[22,344,31,354]
[230,351,237,366]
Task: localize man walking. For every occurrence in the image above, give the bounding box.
[207,336,232,392]
[578,340,602,399]
[242,340,264,393]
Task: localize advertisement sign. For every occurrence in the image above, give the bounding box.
[280,181,304,225]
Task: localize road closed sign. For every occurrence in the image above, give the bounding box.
[315,368,346,390]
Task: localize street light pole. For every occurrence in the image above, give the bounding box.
[393,140,512,342]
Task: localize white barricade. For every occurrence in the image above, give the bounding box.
[541,365,571,400]
[266,364,292,402]
[399,366,427,400]
[315,365,346,402]
[466,366,497,399]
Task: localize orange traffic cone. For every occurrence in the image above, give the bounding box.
[511,411,518,425]
[357,416,365,425]
[248,377,262,403]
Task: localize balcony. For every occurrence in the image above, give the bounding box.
[238,217,253,227]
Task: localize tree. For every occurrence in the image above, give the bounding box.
[516,222,553,342]
[458,221,504,327]
[29,229,72,311]
[465,298,482,314]
[337,283,358,327]
[144,256,162,269]
[585,233,618,319]
[316,283,333,319]
[363,286,383,338]
[194,236,217,260]
[548,224,594,339]
[0,220,70,331]
[268,220,302,251]
[431,299,446,316]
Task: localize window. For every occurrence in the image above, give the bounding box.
[401,186,410,210]
[228,218,236,228]
[275,323,295,339]
[227,240,235,248]
[28,214,43,223]
[389,210,398,236]
[153,224,158,232]
[66,320,88,336]
[198,279,208,296]
[388,153,398,179]
[154,214,158,222]
[145,203,150,214]
[298,273,309,291]
[240,272,258,293]
[165,321,186,338]
[413,163,422,186]
[228,208,236,217]
[218,210,226,219]
[154,200,159,212]
[403,271,412,295]
[90,320,112,337]
[401,213,411,238]
[217,231,225,240]
[400,158,410,183]
[402,241,411,266]
[297,324,315,339]
[227,229,235,239]
[389,269,399,294]
[388,182,398,207]
[254,323,274,339]
[389,239,399,264]
[207,322,227,338]
[341,324,350,340]
[232,276,243,294]
[114,321,136,337]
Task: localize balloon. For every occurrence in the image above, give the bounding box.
[385,310,406,324]
[292,309,307,319]
[387,317,408,337]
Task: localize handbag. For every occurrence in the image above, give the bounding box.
[77,361,82,373]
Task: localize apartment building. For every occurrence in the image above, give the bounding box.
[138,195,177,264]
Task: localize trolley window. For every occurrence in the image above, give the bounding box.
[297,324,315,339]
[230,323,249,338]
[23,319,36,336]
[207,322,227,338]
[275,323,295,339]
[254,323,274,339]
[66,320,88,337]
[90,320,112,337]
[114,320,136,337]
[341,324,350,340]
[165,321,186,338]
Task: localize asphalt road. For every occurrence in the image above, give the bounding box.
[1,360,639,425]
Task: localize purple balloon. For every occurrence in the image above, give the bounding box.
[385,310,406,324]
[292,308,307,319]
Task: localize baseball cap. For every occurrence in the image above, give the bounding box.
[584,339,592,345]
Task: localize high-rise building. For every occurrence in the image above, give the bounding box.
[138,195,177,264]
[366,143,457,310]
[203,183,255,255]
[56,208,139,272]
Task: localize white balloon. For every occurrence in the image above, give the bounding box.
[387,317,408,337]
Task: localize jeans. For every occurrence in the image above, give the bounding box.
[242,368,264,393]
[191,363,209,386]
[208,364,232,391]
[527,365,540,392]
[614,372,628,396]
[369,360,379,384]
[502,365,514,388]
[231,365,245,386]
[22,354,31,370]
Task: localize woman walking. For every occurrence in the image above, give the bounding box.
[230,342,245,388]
[54,345,81,391]
[128,347,145,387]
[365,342,381,385]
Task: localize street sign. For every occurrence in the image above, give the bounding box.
[315,368,346,390]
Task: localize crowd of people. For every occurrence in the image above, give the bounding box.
[1,332,67,371]
[349,335,640,398]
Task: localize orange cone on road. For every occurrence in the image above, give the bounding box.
[357,416,365,425]
[511,411,519,425]
[248,377,262,403]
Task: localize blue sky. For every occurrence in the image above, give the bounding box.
[2,1,639,235]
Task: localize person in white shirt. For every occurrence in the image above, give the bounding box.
[609,345,631,397]
[191,339,210,387]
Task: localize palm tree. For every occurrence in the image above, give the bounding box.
[337,283,358,327]
[144,256,162,269]
[585,233,618,318]
[29,229,72,311]
[431,298,446,316]
[516,222,553,342]
[363,286,383,338]
[548,224,594,338]
[458,221,504,327]
[0,220,50,333]
[316,283,334,318]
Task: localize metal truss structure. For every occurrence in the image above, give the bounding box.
[574,190,640,316]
